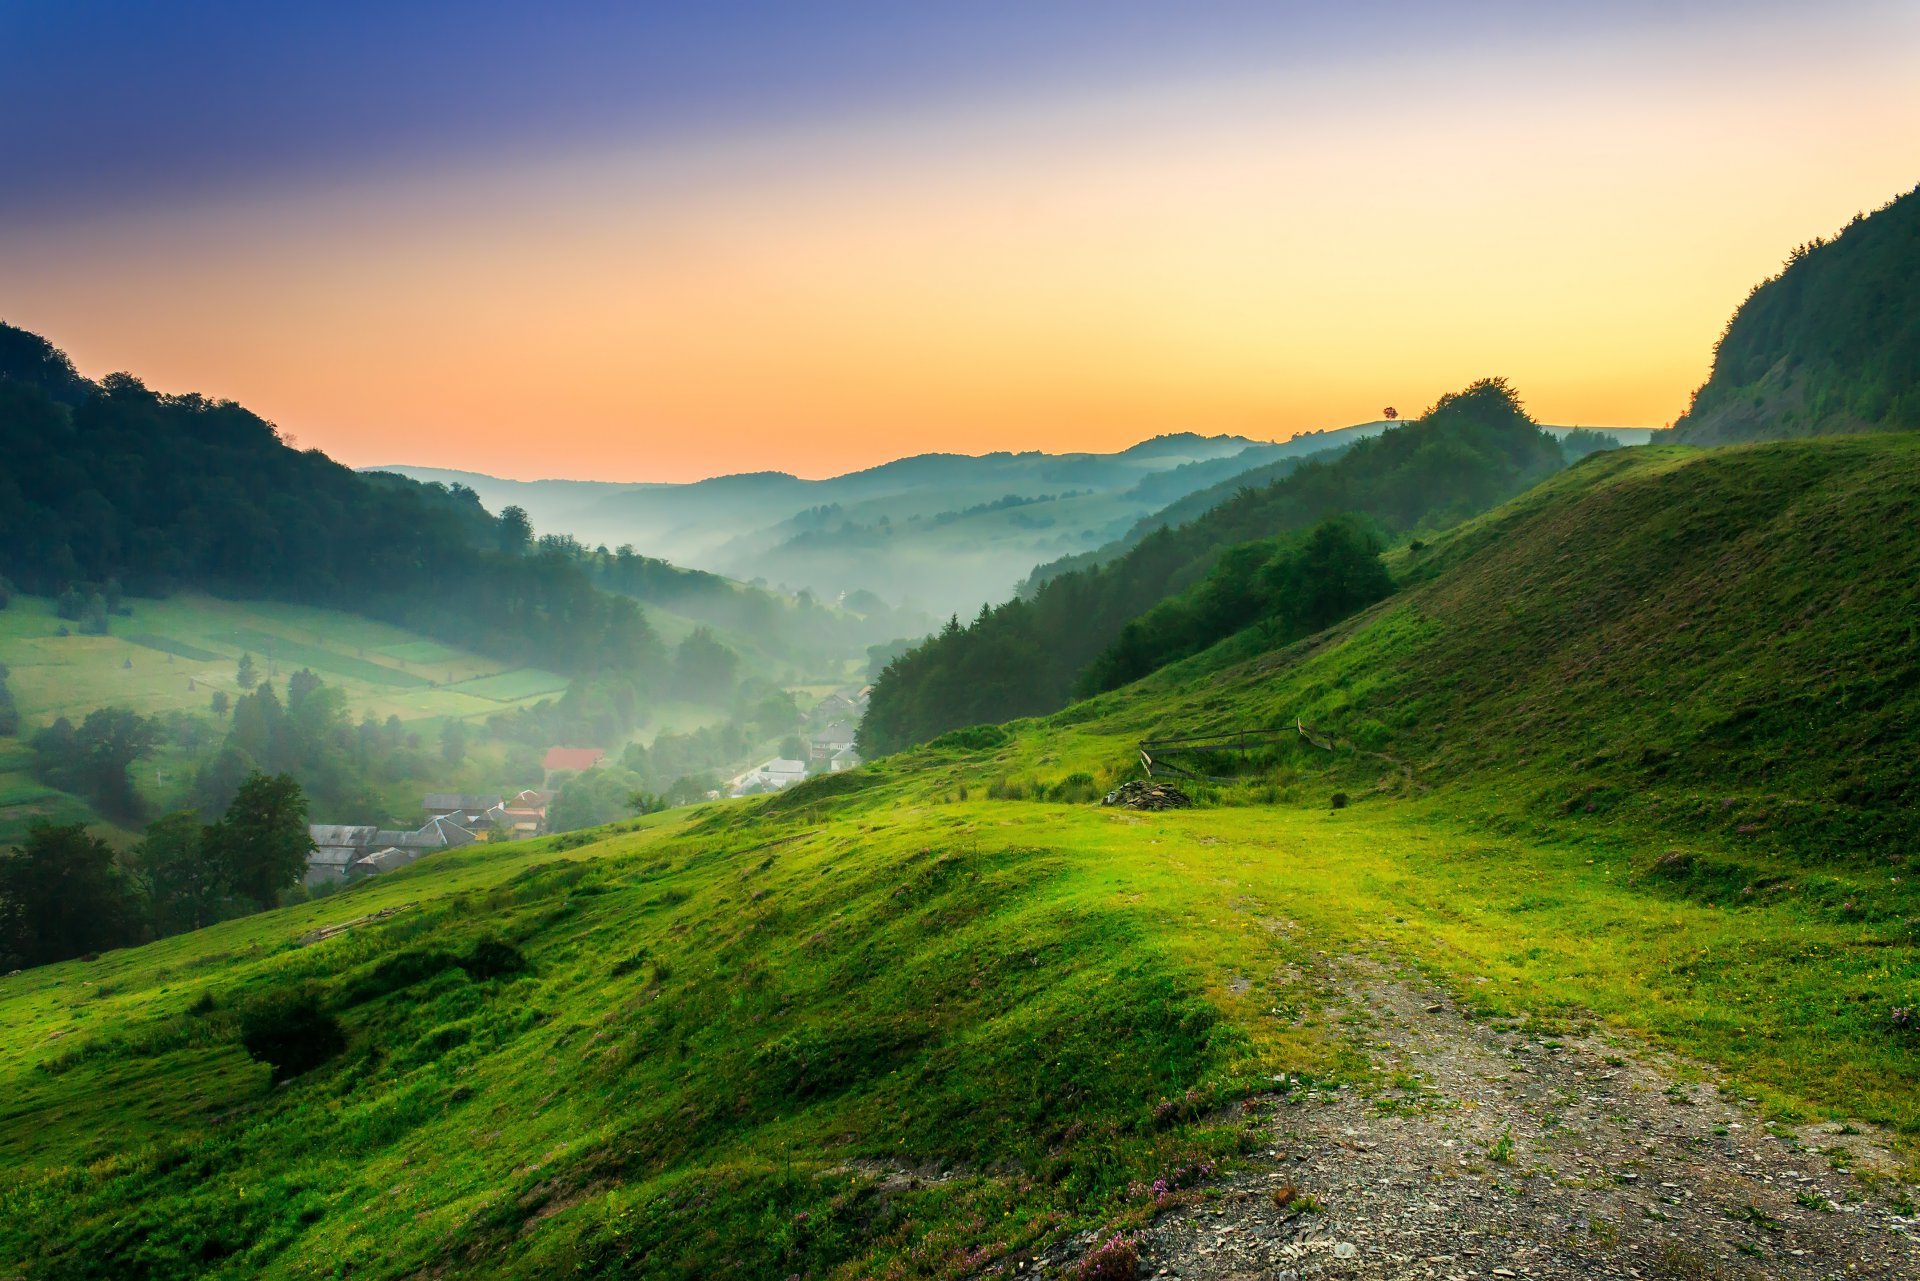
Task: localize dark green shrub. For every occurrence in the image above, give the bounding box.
[1330,792,1350,809]
[462,938,526,980]
[238,985,344,1081]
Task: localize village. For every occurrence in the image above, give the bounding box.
[303,687,867,887]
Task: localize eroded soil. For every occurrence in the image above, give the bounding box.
[1015,954,1917,1280]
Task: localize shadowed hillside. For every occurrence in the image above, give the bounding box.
[1674,182,1920,444]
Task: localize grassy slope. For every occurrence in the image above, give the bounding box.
[0,592,583,840]
[2,438,1916,1280]
[0,594,567,728]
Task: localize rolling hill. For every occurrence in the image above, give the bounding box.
[860,379,1574,754]
[380,431,1363,617]
[4,434,1914,1280]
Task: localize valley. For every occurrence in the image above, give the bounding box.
[3,432,1915,1279]
[2,16,1917,1276]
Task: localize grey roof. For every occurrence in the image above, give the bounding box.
[811,721,856,746]
[309,823,378,848]
[426,815,480,847]
[352,846,422,875]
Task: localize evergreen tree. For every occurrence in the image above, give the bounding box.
[674,628,739,704]
[236,652,258,689]
[441,718,468,765]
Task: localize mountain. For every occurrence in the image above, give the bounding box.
[375,433,1341,617]
[6,434,1915,1280]
[859,378,1570,754]
[1673,182,1920,445]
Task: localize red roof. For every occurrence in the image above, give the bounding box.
[542,747,605,773]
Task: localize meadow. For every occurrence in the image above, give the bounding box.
[0,594,570,728]
[0,749,1912,1279]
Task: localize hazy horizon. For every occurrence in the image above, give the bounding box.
[4,1,1915,481]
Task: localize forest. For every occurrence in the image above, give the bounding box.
[0,323,656,679]
[1675,182,1920,443]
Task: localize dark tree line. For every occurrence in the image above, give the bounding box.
[860,379,1566,754]
[0,322,659,680]
[1078,516,1394,695]
[0,772,310,970]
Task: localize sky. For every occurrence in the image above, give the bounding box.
[2,2,1917,482]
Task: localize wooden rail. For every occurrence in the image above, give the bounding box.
[1138,720,1336,780]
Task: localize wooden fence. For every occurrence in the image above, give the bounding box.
[1137,719,1334,781]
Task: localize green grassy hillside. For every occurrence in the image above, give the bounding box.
[1104,437,1920,855]
[2,437,1915,1279]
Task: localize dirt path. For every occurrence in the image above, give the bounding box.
[1119,957,1918,1280]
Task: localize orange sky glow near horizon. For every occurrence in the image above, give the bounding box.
[3,16,1918,482]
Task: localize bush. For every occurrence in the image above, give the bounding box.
[1330,792,1350,810]
[238,985,345,1081]
[462,938,526,980]
[1075,1232,1139,1281]
[1049,772,1099,804]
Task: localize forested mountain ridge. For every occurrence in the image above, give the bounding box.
[1674,182,1920,445]
[0,323,655,678]
[380,433,1353,616]
[858,378,1568,755]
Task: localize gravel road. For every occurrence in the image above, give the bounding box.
[1125,958,1919,1280]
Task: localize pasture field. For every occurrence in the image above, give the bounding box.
[0,738,1913,1279]
[0,594,568,729]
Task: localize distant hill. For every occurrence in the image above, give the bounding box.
[1674,182,1920,445]
[1025,423,1650,591]
[0,323,659,680]
[376,433,1332,617]
[859,378,1572,754]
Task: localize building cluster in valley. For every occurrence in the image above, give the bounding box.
[305,787,553,888]
[727,687,867,797]
[302,687,870,885]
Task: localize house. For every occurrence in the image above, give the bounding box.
[305,824,379,887]
[543,746,605,778]
[350,846,420,876]
[813,692,858,724]
[729,757,809,797]
[305,814,478,887]
[497,788,553,837]
[828,745,861,773]
[808,721,857,764]
[423,793,502,826]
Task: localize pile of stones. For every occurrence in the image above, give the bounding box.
[1100,780,1194,811]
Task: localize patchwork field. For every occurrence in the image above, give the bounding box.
[0,594,568,729]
